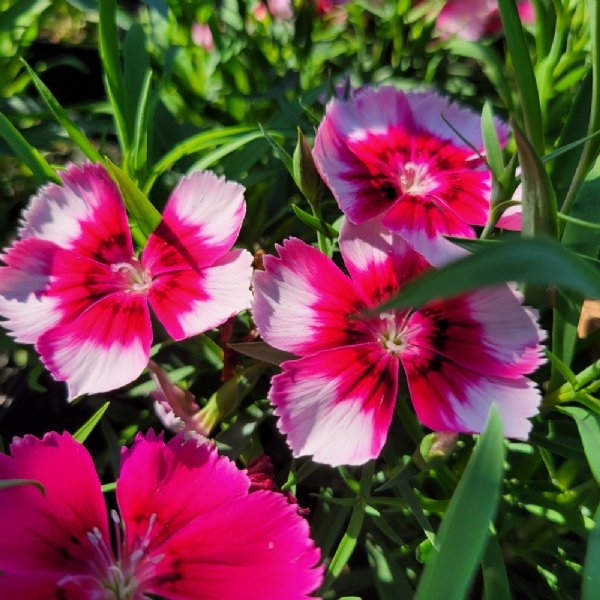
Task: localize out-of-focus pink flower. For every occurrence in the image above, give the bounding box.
[191,22,215,51]
[313,85,516,266]
[267,0,294,20]
[435,0,535,41]
[252,218,544,466]
[0,431,323,598]
[316,0,348,15]
[0,163,253,398]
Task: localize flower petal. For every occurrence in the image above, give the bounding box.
[405,90,509,150]
[338,217,429,306]
[148,248,253,341]
[0,432,108,591]
[313,86,415,223]
[146,491,322,600]
[37,292,152,398]
[252,238,364,356]
[142,170,246,275]
[18,162,133,264]
[0,239,62,344]
[270,343,399,466]
[116,432,250,556]
[405,287,545,380]
[401,343,541,439]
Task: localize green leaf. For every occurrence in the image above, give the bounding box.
[415,406,505,600]
[583,505,600,600]
[0,112,59,184]
[481,102,504,179]
[99,0,129,151]
[227,341,297,365]
[291,204,338,238]
[498,0,544,153]
[21,60,104,164]
[0,0,50,35]
[106,159,161,242]
[482,530,511,600]
[73,402,110,443]
[0,478,45,494]
[512,120,558,239]
[559,406,600,486]
[376,238,600,312]
[259,123,294,176]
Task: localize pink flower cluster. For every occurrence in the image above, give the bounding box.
[0,87,544,460]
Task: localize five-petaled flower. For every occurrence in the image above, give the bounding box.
[0,430,323,599]
[252,218,545,466]
[312,85,519,266]
[0,163,253,398]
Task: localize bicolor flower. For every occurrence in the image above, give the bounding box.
[435,0,535,41]
[0,430,322,598]
[313,86,518,265]
[252,218,544,466]
[0,163,253,398]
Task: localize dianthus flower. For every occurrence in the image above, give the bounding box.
[0,163,253,398]
[435,0,535,41]
[313,86,519,265]
[0,430,323,598]
[252,218,544,466]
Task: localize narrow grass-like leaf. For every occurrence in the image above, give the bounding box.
[0,478,45,494]
[583,505,600,600]
[99,0,129,151]
[366,538,414,599]
[498,0,544,153]
[559,406,600,486]
[227,341,297,366]
[21,60,103,164]
[291,204,338,238]
[512,120,558,239]
[375,238,600,312]
[481,102,504,179]
[259,123,294,176]
[0,0,50,34]
[191,132,266,172]
[482,530,511,600]
[415,406,505,600]
[0,112,59,184]
[106,159,161,241]
[73,402,110,443]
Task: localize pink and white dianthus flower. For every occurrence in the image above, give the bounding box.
[0,430,322,599]
[435,0,535,41]
[252,218,544,466]
[313,86,519,266]
[0,163,253,398]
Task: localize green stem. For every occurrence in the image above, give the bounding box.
[543,357,600,409]
[319,461,375,594]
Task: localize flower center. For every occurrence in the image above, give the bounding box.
[399,161,437,195]
[111,258,152,294]
[373,312,408,356]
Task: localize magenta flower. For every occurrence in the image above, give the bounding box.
[0,431,322,598]
[252,218,544,466]
[0,163,253,398]
[313,86,518,265]
[435,0,535,41]
[191,22,215,51]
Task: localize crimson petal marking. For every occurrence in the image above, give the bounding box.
[339,217,430,307]
[18,163,133,264]
[145,491,323,600]
[142,170,246,275]
[401,345,540,438]
[37,292,152,398]
[0,239,61,344]
[148,248,253,341]
[270,343,399,466]
[0,433,108,586]
[251,238,366,356]
[382,195,472,266]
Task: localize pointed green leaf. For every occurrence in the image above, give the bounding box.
[559,406,600,486]
[415,406,505,600]
[0,112,59,184]
[583,505,600,600]
[73,402,110,443]
[376,238,600,312]
[481,102,504,179]
[291,204,338,238]
[21,59,103,164]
